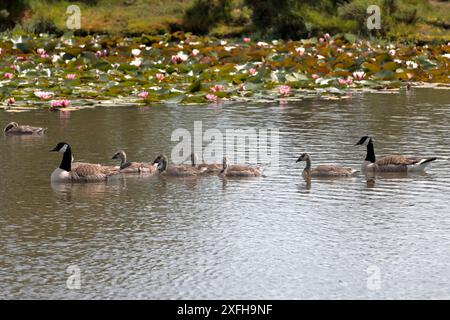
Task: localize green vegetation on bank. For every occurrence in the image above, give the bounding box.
[0,0,449,42]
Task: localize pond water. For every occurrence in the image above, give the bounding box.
[1,88,450,299]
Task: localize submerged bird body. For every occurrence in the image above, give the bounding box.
[50,142,119,183]
[219,157,262,177]
[111,150,156,174]
[356,136,437,173]
[296,153,357,178]
[4,122,45,135]
[153,154,205,177]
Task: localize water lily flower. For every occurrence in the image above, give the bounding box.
[323,33,331,41]
[130,58,143,67]
[220,40,227,46]
[257,41,268,47]
[319,38,325,43]
[192,49,200,56]
[66,74,76,80]
[4,72,14,79]
[311,74,319,80]
[50,99,71,108]
[278,85,291,96]
[295,47,305,56]
[155,73,165,81]
[206,94,218,102]
[0,48,2,55]
[34,91,54,100]
[210,84,224,92]
[10,65,17,70]
[352,71,366,81]
[51,54,61,63]
[95,50,107,57]
[346,77,353,85]
[243,37,251,43]
[389,49,396,56]
[406,60,418,69]
[338,78,348,86]
[131,49,141,56]
[336,47,343,53]
[6,97,15,105]
[138,91,149,99]
[171,52,189,64]
[249,68,257,76]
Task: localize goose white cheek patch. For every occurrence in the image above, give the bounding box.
[60,144,68,153]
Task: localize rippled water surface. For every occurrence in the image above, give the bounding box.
[1,88,450,299]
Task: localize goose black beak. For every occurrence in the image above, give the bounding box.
[50,147,58,152]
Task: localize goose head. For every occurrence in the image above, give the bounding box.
[3,122,18,133]
[296,153,310,163]
[112,150,126,163]
[50,142,70,153]
[153,154,168,172]
[356,136,372,146]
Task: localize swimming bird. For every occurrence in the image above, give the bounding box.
[190,153,223,175]
[4,122,45,135]
[355,136,437,173]
[50,142,120,182]
[153,154,205,177]
[296,153,358,178]
[219,157,263,177]
[111,150,157,174]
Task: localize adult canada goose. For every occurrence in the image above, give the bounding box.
[296,153,358,178]
[50,142,120,182]
[153,154,205,177]
[356,136,437,172]
[190,153,223,174]
[111,150,157,174]
[4,122,45,135]
[219,157,263,177]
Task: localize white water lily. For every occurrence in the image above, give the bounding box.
[257,41,268,47]
[295,47,305,55]
[224,46,235,52]
[130,58,143,67]
[406,60,418,69]
[131,49,141,56]
[220,40,227,46]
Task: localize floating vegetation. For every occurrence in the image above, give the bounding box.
[0,32,449,110]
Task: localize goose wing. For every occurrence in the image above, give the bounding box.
[71,163,118,181]
[376,155,421,166]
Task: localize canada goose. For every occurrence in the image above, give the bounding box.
[111,150,157,174]
[190,153,223,174]
[4,122,45,135]
[50,142,120,182]
[219,157,263,177]
[296,153,358,178]
[153,154,205,177]
[356,136,437,172]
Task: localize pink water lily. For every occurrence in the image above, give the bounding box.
[66,74,76,80]
[311,74,319,80]
[249,68,257,76]
[338,78,348,85]
[171,52,188,64]
[206,94,218,102]
[50,99,71,108]
[6,97,15,105]
[210,84,224,92]
[191,49,200,56]
[0,48,2,55]
[323,33,331,41]
[278,85,291,96]
[155,73,165,81]
[138,91,149,99]
[295,47,305,56]
[4,72,14,79]
[34,91,54,100]
[352,71,366,81]
[243,37,251,43]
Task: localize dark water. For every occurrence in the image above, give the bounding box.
[1,88,450,299]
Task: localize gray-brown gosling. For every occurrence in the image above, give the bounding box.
[190,153,223,175]
[4,122,45,135]
[50,142,120,183]
[296,153,358,178]
[219,157,263,177]
[356,136,437,173]
[153,154,206,177]
[111,150,157,174]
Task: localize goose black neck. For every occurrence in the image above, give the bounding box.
[366,139,376,163]
[60,147,72,171]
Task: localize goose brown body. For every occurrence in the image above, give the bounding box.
[112,150,157,174]
[219,157,263,177]
[153,154,205,177]
[296,153,357,178]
